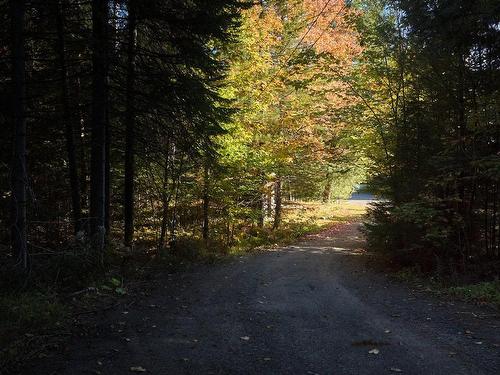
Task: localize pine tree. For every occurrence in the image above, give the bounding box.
[9,0,28,269]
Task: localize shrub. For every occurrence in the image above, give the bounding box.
[447,281,500,308]
[364,200,462,273]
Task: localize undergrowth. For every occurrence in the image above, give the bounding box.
[393,268,500,309]
[0,290,67,373]
[165,201,366,258]
[228,201,366,254]
[447,281,500,308]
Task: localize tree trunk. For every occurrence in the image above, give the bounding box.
[124,0,137,247]
[104,109,111,234]
[258,191,265,228]
[89,0,108,256]
[10,0,28,269]
[104,0,117,235]
[73,73,88,215]
[202,161,209,242]
[170,151,183,247]
[158,140,171,253]
[55,0,82,234]
[287,178,292,201]
[273,177,282,230]
[322,172,332,203]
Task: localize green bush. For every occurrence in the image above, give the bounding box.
[171,236,208,260]
[364,200,462,273]
[448,281,500,308]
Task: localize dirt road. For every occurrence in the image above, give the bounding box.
[28,223,500,375]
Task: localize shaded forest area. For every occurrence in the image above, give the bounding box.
[0,0,499,362]
[361,0,500,278]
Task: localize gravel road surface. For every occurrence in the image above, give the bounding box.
[27,223,500,375]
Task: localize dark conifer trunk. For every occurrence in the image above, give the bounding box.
[124,0,137,247]
[104,0,119,235]
[90,0,108,254]
[10,0,28,269]
[169,151,183,246]
[75,75,88,214]
[104,111,111,234]
[202,161,209,242]
[158,145,171,253]
[55,0,82,234]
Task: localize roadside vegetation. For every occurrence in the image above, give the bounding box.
[358,0,500,279]
[447,281,500,308]
[392,269,500,309]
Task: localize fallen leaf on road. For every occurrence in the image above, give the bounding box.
[368,348,380,355]
[130,366,147,372]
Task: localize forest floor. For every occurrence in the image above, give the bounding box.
[22,220,500,374]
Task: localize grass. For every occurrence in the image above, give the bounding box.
[284,200,367,226]
[0,290,67,373]
[163,200,367,261]
[447,281,500,308]
[0,292,66,334]
[227,200,367,254]
[393,268,500,309]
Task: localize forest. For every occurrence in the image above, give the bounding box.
[1,0,370,280]
[0,0,499,372]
